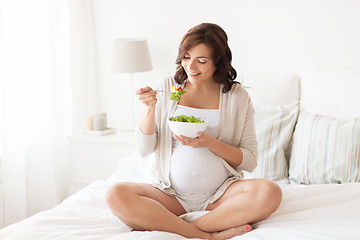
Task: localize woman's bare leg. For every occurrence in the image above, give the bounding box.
[106,182,213,239]
[191,179,282,232]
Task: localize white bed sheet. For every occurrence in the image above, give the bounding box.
[1,153,360,240]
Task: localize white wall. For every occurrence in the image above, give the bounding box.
[70,0,98,133]
[91,0,360,127]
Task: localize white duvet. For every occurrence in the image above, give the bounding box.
[1,154,360,240]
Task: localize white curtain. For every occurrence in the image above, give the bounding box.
[0,0,72,225]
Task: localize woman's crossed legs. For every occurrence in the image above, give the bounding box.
[105,179,282,240]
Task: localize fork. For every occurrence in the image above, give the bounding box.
[155,90,171,94]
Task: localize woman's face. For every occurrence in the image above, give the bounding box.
[181,43,216,84]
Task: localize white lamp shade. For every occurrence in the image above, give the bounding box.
[111,38,152,73]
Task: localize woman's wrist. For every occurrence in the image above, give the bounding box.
[139,106,156,135]
[144,105,155,115]
[206,134,218,150]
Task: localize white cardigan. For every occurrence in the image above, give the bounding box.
[136,74,258,202]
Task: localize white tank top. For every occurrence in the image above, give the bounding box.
[169,105,229,194]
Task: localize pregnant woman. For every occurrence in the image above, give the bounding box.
[106,23,282,240]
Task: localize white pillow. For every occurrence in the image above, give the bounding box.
[244,72,300,107]
[289,112,360,184]
[300,69,360,118]
[245,101,299,182]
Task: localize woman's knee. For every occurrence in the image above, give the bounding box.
[105,182,136,210]
[256,180,282,211]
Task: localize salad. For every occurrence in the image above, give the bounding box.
[169,115,205,123]
[170,85,186,101]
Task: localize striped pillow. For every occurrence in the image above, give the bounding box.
[289,112,360,184]
[246,101,299,181]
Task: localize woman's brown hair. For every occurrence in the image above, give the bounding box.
[174,23,238,93]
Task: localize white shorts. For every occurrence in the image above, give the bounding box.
[175,191,215,213]
[154,176,242,213]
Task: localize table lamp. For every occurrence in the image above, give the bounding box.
[111,38,152,130]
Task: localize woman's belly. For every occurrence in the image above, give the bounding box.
[169,143,229,194]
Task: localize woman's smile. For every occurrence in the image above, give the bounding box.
[187,72,201,77]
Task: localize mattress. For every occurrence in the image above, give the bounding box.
[1,153,359,240]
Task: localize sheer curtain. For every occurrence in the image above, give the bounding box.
[0,0,72,225]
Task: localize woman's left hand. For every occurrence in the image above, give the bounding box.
[173,132,214,148]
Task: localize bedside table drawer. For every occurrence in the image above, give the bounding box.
[67,131,135,195]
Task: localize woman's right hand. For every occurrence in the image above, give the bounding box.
[136,86,157,108]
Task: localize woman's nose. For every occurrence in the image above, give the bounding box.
[187,59,197,71]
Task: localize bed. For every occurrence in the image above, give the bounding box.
[0,153,359,240]
[1,70,360,239]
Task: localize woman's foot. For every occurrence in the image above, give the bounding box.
[210,224,252,240]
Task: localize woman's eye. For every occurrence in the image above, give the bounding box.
[199,60,206,64]
[183,56,190,59]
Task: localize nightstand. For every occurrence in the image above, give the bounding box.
[67,130,136,195]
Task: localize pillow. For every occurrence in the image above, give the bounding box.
[300,69,360,118]
[289,112,360,184]
[244,73,300,107]
[245,101,299,182]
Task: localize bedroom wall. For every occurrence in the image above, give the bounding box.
[90,0,360,129]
